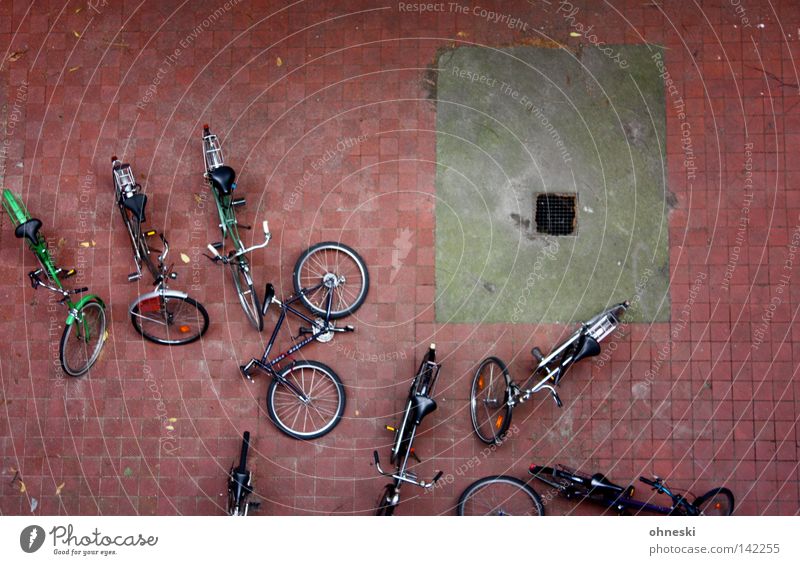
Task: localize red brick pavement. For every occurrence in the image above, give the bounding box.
[0,0,798,515]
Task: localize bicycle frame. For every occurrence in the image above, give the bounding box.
[239,282,354,397]
[511,301,629,408]
[202,125,247,252]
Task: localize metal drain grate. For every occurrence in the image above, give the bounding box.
[535,194,577,236]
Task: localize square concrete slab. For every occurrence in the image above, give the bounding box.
[435,44,671,323]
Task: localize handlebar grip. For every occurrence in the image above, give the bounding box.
[639,476,658,488]
[207,244,220,258]
[373,451,380,465]
[552,391,563,408]
[73,287,89,294]
[299,327,314,335]
[432,470,444,484]
[262,220,270,235]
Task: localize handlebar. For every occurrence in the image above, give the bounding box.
[373,450,443,489]
[206,221,271,263]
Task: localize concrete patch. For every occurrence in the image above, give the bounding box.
[435,45,670,323]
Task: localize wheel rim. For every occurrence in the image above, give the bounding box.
[297,245,366,316]
[270,365,342,437]
[376,485,396,515]
[133,296,205,343]
[698,492,733,516]
[471,360,508,443]
[462,478,540,516]
[63,302,105,375]
[232,262,260,328]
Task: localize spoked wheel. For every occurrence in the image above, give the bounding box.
[293,242,369,319]
[693,487,735,516]
[470,357,513,444]
[130,295,209,345]
[457,476,545,516]
[375,484,397,516]
[231,259,263,331]
[60,300,107,376]
[267,361,345,440]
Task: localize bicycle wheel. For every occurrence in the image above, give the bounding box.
[231,259,263,331]
[693,487,734,516]
[375,484,397,516]
[267,361,345,440]
[293,242,369,319]
[60,300,106,376]
[131,295,209,345]
[457,476,545,516]
[470,357,513,444]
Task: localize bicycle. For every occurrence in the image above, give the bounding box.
[373,344,444,515]
[470,301,630,444]
[234,241,369,440]
[530,464,734,515]
[227,431,261,516]
[2,189,107,376]
[112,157,209,345]
[202,124,270,331]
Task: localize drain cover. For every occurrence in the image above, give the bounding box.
[535,194,576,236]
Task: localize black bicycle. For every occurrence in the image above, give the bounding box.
[470,301,629,444]
[237,242,369,440]
[227,431,260,516]
[373,344,444,515]
[112,157,209,345]
[531,464,734,516]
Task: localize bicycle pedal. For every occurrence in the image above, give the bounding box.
[128,272,142,282]
[249,502,261,510]
[239,364,253,381]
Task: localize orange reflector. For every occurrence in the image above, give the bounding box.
[477,376,484,390]
[715,502,721,509]
[179,325,191,333]
[495,415,504,429]
[145,230,157,236]
[385,425,395,432]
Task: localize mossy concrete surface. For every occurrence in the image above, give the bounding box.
[435,45,670,323]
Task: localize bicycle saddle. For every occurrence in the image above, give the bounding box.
[410,394,437,425]
[123,193,147,222]
[208,165,236,195]
[14,218,43,245]
[590,473,625,494]
[572,335,601,363]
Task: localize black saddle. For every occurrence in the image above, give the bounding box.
[14,218,43,246]
[410,394,437,425]
[123,193,147,222]
[572,335,601,363]
[208,165,236,195]
[590,473,625,494]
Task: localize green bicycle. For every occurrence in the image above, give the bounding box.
[2,189,107,376]
[202,124,271,331]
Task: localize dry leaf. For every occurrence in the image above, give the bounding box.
[7,49,27,62]
[103,330,109,341]
[75,7,82,13]
[30,497,38,512]
[276,56,283,67]
[79,240,96,247]
[193,194,203,205]
[569,31,581,37]
[68,66,81,73]
[456,31,468,38]
[73,31,81,38]
[180,253,190,264]
[165,425,174,431]
[55,482,65,495]
[18,480,26,493]
[9,467,17,474]
[168,417,177,423]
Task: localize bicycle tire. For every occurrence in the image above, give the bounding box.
[130,295,209,345]
[693,487,734,516]
[60,300,106,377]
[231,259,263,331]
[470,357,513,445]
[457,475,545,516]
[292,242,369,319]
[267,360,345,440]
[238,432,250,473]
[375,484,397,516]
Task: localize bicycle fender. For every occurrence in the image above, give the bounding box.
[65,294,106,325]
[128,289,189,313]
